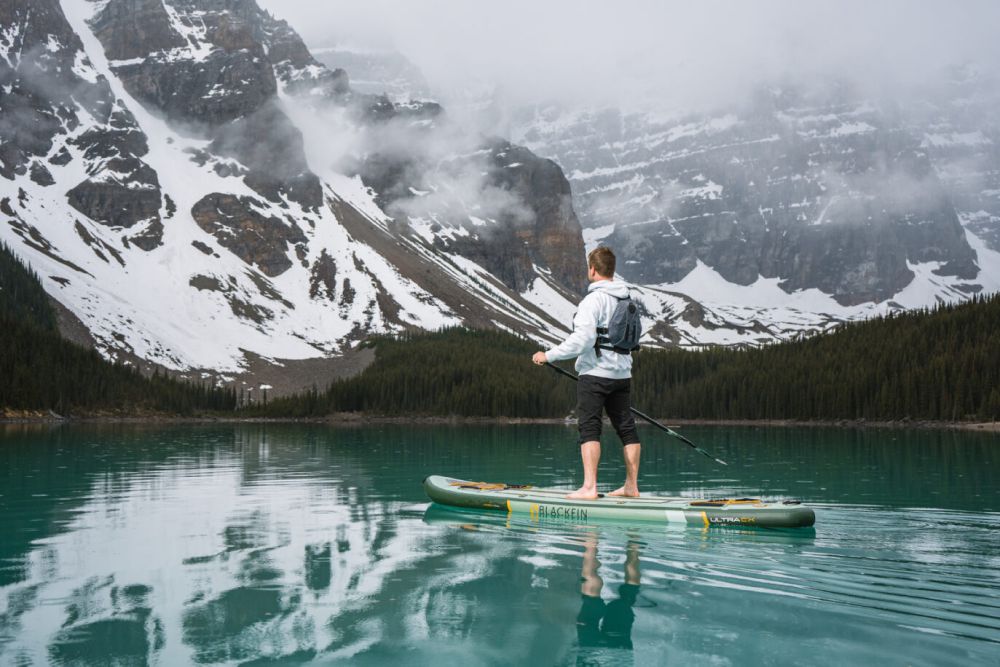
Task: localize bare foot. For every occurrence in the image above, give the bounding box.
[566,486,599,500]
[609,486,640,498]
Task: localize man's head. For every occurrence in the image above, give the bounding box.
[587,246,616,282]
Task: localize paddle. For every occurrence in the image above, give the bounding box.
[544,362,728,466]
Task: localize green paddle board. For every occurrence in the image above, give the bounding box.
[424,475,816,529]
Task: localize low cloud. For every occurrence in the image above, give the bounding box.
[260,0,1000,113]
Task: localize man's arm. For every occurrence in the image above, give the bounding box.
[536,296,599,363]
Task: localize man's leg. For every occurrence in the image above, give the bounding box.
[610,443,640,497]
[568,375,606,499]
[567,440,601,499]
[608,379,641,497]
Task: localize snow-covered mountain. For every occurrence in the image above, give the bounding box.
[4,1,998,393]
[0,0,598,390]
[283,44,1000,345]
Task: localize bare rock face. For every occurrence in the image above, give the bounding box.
[597,94,980,304]
[208,101,322,209]
[112,50,276,127]
[430,141,587,294]
[353,137,587,295]
[191,194,307,276]
[247,3,350,97]
[66,106,163,239]
[484,140,587,293]
[66,175,161,228]
[0,0,100,179]
[90,0,186,61]
[87,0,331,219]
[94,0,277,126]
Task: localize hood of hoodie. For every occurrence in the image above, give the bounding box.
[588,280,631,299]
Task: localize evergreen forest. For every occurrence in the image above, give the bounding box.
[0,241,236,415]
[251,295,1000,422]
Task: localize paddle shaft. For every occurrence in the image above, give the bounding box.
[544,362,728,466]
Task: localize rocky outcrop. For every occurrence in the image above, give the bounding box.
[90,0,186,61]
[0,0,99,178]
[66,106,163,240]
[248,4,350,97]
[483,140,587,293]
[65,175,161,228]
[189,273,273,324]
[430,141,587,294]
[353,137,586,295]
[110,50,275,127]
[208,101,322,209]
[191,194,306,276]
[95,0,276,125]
[87,0,334,219]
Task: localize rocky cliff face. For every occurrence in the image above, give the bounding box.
[513,80,992,306]
[908,65,1000,254]
[350,134,586,294]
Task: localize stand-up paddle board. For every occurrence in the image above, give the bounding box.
[424,475,816,529]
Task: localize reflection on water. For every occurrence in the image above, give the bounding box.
[576,531,641,658]
[0,423,998,665]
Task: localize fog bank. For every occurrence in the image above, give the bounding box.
[260,0,1000,110]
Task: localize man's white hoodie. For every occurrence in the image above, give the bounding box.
[545,280,632,379]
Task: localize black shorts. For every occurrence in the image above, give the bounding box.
[576,375,640,446]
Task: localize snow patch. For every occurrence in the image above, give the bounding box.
[71,49,100,83]
[582,223,615,250]
[521,274,577,328]
[923,132,990,148]
[667,260,854,314]
[678,180,722,200]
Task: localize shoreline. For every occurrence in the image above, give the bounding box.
[1,412,997,432]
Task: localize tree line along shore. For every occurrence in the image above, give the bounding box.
[3,241,999,423]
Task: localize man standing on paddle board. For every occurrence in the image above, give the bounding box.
[532,246,641,500]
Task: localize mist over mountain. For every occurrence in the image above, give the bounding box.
[263,1,1000,113]
[268,1,1000,311]
[2,0,999,392]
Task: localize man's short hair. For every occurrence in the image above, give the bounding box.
[588,246,616,278]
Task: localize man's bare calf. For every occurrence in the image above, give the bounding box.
[566,442,641,499]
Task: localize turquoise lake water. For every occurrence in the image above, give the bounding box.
[1,423,998,665]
